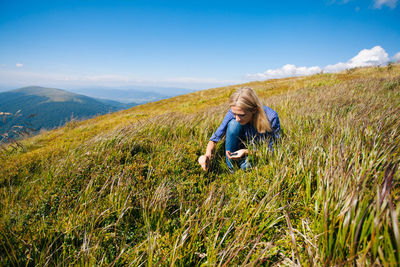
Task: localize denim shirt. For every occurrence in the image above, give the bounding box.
[210,105,281,150]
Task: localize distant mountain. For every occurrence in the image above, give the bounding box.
[112,85,195,97]
[95,98,138,109]
[0,86,125,136]
[67,86,194,104]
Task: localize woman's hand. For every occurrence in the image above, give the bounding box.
[198,155,210,171]
[198,141,216,172]
[226,149,248,160]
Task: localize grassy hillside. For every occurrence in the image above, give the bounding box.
[0,86,120,136]
[0,66,399,266]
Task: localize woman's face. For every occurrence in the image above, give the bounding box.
[231,105,254,125]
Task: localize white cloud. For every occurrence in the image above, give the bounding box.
[325,46,389,72]
[246,46,391,80]
[328,0,398,10]
[373,0,397,9]
[246,64,322,80]
[326,0,351,5]
[392,52,400,62]
[348,46,389,66]
[16,63,23,68]
[323,62,349,73]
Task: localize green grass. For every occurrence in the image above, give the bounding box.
[0,65,399,266]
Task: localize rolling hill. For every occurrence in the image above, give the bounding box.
[68,86,194,104]
[0,66,399,265]
[0,86,128,136]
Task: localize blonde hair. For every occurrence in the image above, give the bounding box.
[229,87,272,133]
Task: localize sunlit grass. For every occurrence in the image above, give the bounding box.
[0,65,399,265]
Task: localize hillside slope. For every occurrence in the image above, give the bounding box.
[0,86,120,136]
[0,66,399,265]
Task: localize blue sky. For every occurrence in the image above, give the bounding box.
[0,0,399,90]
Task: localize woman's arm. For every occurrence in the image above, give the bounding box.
[198,141,216,171]
[199,110,233,171]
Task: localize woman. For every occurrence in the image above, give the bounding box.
[198,87,281,172]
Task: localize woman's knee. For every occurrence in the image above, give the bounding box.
[226,119,242,136]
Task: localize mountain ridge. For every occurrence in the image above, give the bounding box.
[0,86,121,135]
[67,86,195,104]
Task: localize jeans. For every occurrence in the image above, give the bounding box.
[225,120,251,171]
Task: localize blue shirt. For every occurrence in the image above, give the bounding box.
[210,105,281,150]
